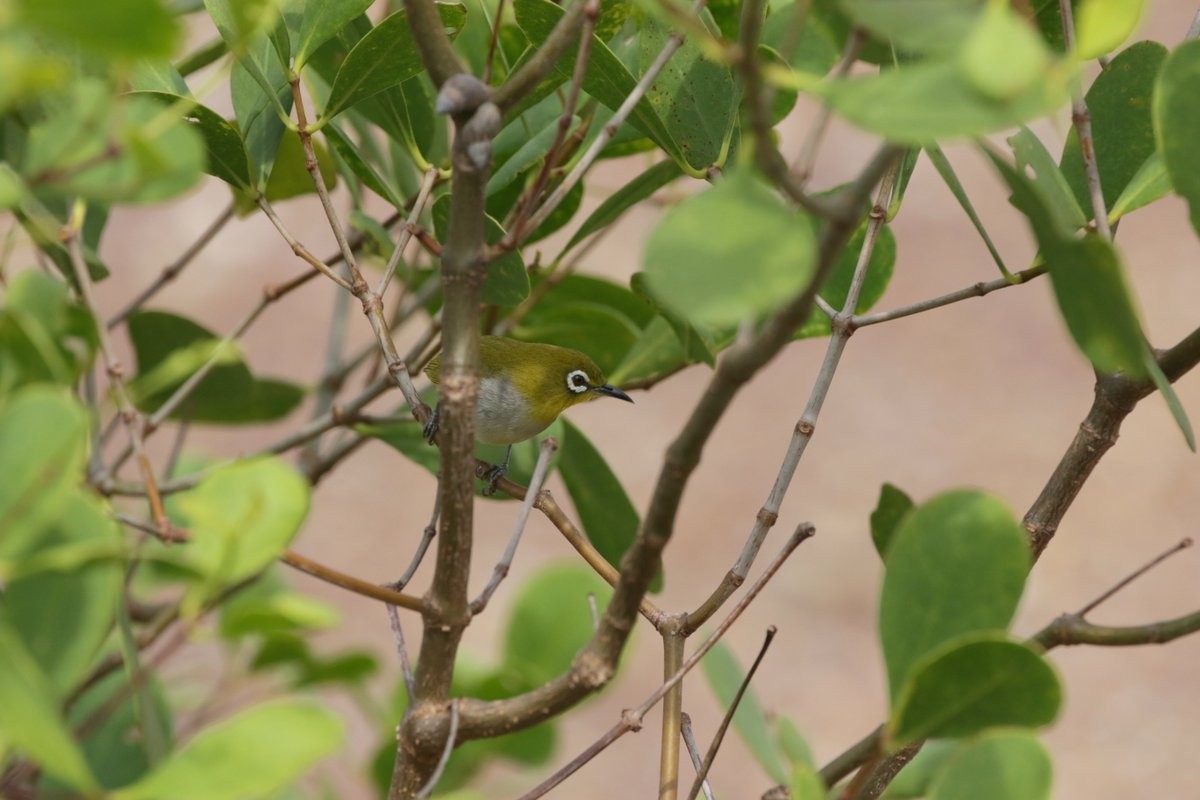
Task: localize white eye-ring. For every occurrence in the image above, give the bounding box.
[566,369,590,394]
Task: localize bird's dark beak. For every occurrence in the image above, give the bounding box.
[594,384,634,403]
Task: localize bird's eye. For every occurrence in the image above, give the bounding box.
[566,369,589,394]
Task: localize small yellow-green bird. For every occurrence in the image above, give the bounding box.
[423,336,633,490]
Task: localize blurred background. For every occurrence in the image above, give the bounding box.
[51,2,1200,797]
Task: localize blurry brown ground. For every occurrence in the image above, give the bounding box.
[66,4,1200,797]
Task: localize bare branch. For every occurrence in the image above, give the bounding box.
[852,264,1046,328]
[685,627,778,800]
[679,713,716,800]
[400,0,466,88]
[279,550,425,611]
[493,0,591,113]
[471,437,558,613]
[1077,537,1193,617]
[377,167,439,298]
[1057,0,1111,240]
[659,624,687,800]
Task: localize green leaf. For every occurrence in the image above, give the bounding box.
[502,563,613,686]
[889,634,1061,746]
[227,31,292,188]
[220,583,341,638]
[0,271,97,391]
[775,717,815,768]
[175,458,310,598]
[487,113,580,197]
[1075,0,1144,60]
[762,3,841,75]
[1154,38,1200,236]
[431,195,530,306]
[924,145,1011,277]
[18,0,180,59]
[3,493,122,696]
[817,59,1070,143]
[1061,41,1165,214]
[512,0,683,165]
[643,168,816,328]
[1108,151,1170,221]
[789,762,827,800]
[988,151,1150,378]
[536,274,658,329]
[321,4,466,120]
[565,159,684,253]
[0,387,88,562]
[113,699,343,800]
[639,15,737,170]
[258,130,339,204]
[1009,127,1088,235]
[203,0,281,53]
[929,730,1052,800]
[127,311,305,423]
[558,420,660,592]
[700,640,787,784]
[133,92,253,189]
[797,223,896,337]
[840,0,983,56]
[879,490,1029,700]
[607,315,703,387]
[282,0,373,69]
[57,671,173,790]
[1144,352,1195,451]
[959,0,1050,101]
[0,622,98,792]
[322,122,404,207]
[870,483,914,560]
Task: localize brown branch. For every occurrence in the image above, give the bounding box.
[279,549,425,611]
[1057,0,1112,239]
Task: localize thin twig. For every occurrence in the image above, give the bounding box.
[679,714,716,800]
[471,438,559,614]
[791,29,865,183]
[64,202,176,540]
[482,0,509,85]
[279,550,425,611]
[493,0,591,112]
[256,196,353,289]
[301,289,354,470]
[503,0,600,248]
[416,700,461,800]
[388,494,443,699]
[686,162,899,633]
[1078,537,1193,617]
[377,166,438,298]
[517,0,709,237]
[516,525,814,800]
[107,201,235,329]
[1058,0,1112,240]
[686,627,778,800]
[852,264,1046,327]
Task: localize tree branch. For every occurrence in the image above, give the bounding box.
[400,0,466,88]
[492,0,590,113]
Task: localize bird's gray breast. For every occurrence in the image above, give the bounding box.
[475,376,548,444]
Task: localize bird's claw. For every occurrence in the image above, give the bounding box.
[481,462,507,496]
[422,404,440,445]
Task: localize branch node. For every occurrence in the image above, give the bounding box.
[435,73,492,116]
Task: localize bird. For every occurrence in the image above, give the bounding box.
[423,335,634,493]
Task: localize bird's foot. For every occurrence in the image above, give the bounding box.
[480,462,507,496]
[422,404,440,445]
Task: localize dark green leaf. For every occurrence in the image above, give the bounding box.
[18,0,180,59]
[701,640,787,784]
[1109,151,1171,221]
[1009,127,1087,236]
[113,700,343,800]
[321,4,466,120]
[323,122,404,207]
[929,730,1052,800]
[639,15,737,170]
[534,274,658,329]
[502,563,613,686]
[1061,41,1165,214]
[0,387,88,562]
[869,482,914,560]
[3,493,122,696]
[227,32,292,188]
[258,130,339,204]
[988,151,1150,378]
[127,311,305,423]
[889,634,1061,746]
[431,195,530,306]
[879,489,1029,700]
[486,114,579,198]
[0,622,98,792]
[559,420,660,592]
[1154,38,1200,236]
[525,179,585,244]
[282,0,373,69]
[512,0,682,165]
[133,92,253,189]
[607,315,702,386]
[643,169,817,328]
[565,159,684,253]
